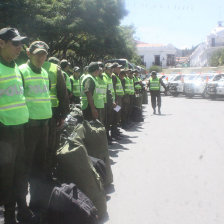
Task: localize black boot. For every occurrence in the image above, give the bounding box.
[158,107,161,115]
[153,108,156,114]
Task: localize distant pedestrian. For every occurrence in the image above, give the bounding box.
[148,71,167,115]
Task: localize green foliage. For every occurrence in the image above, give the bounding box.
[148,65,162,73]
[0,0,141,68]
[209,49,224,66]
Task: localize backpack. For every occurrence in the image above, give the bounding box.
[47,183,98,224]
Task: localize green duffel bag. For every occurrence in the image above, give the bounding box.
[56,136,107,218]
[74,120,113,186]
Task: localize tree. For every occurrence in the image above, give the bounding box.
[209,49,224,66]
[0,0,141,68]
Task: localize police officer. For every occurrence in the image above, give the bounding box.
[43,57,70,176]
[19,41,52,216]
[60,59,72,100]
[127,69,135,123]
[148,71,167,115]
[120,70,130,129]
[0,27,36,224]
[81,62,104,122]
[70,66,81,104]
[102,63,116,144]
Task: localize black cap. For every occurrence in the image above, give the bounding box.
[88,62,101,73]
[48,57,60,65]
[60,59,71,69]
[73,66,80,72]
[28,41,49,54]
[0,27,27,42]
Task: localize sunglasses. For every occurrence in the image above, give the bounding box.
[11,41,23,47]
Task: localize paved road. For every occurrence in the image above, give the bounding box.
[1,96,224,224]
[105,96,224,224]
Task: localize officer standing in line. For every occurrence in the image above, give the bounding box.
[70,66,81,104]
[133,69,143,109]
[111,63,124,139]
[127,69,135,123]
[148,71,167,115]
[0,27,36,224]
[19,41,52,217]
[102,63,116,144]
[43,57,70,176]
[60,59,72,100]
[96,62,107,126]
[81,62,104,122]
[120,70,130,129]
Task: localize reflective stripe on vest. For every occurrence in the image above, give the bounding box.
[70,76,81,97]
[0,63,29,125]
[149,77,160,91]
[103,73,115,102]
[115,74,124,96]
[19,63,52,120]
[81,74,104,110]
[124,77,131,95]
[134,76,142,90]
[128,78,135,95]
[63,71,72,91]
[97,75,107,103]
[42,61,59,107]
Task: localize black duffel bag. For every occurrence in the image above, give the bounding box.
[47,183,98,224]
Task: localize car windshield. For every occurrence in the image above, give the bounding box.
[174,75,182,81]
[184,75,196,80]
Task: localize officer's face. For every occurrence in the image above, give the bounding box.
[114,67,121,74]
[29,51,47,68]
[0,39,22,61]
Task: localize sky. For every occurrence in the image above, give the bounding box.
[121,0,224,49]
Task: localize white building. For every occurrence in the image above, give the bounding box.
[136,41,177,69]
[190,22,224,67]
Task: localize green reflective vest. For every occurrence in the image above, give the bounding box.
[97,75,107,103]
[129,77,135,95]
[0,63,29,125]
[134,76,142,90]
[124,77,131,95]
[149,77,160,91]
[70,76,81,97]
[19,64,52,120]
[103,73,115,103]
[114,74,124,96]
[81,74,104,110]
[63,71,72,92]
[42,61,59,108]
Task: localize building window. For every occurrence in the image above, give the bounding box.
[154,55,160,66]
[167,54,175,66]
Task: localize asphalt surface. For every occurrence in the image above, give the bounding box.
[1,95,224,224]
[104,95,224,224]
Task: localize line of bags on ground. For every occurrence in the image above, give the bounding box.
[46,105,113,224]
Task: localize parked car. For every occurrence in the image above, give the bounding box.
[184,73,215,98]
[168,74,184,96]
[207,74,224,98]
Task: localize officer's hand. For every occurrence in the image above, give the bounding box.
[91,108,98,120]
[112,102,117,108]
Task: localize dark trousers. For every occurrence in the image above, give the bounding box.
[105,103,113,131]
[150,90,161,109]
[121,94,130,125]
[128,95,134,122]
[112,95,122,125]
[47,117,60,176]
[24,120,49,210]
[0,125,26,208]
